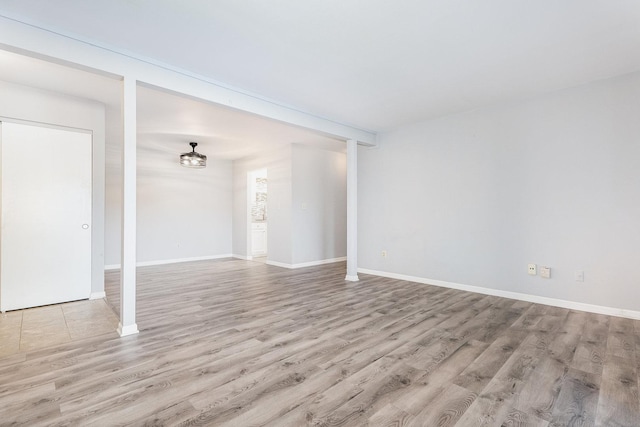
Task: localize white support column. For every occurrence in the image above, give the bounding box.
[345,139,359,281]
[118,76,139,337]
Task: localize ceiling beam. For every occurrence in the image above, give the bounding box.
[0,15,377,146]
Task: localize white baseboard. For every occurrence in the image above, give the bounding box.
[105,254,233,270]
[358,268,640,320]
[267,256,347,269]
[89,291,106,300]
[232,254,253,261]
[265,260,289,268]
[345,274,360,282]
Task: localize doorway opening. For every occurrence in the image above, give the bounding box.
[247,169,268,262]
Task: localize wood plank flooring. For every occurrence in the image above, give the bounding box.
[1,259,639,426]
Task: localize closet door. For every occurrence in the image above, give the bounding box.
[1,121,92,311]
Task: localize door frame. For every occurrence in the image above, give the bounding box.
[247,168,268,259]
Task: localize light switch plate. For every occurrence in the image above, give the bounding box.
[540,266,551,279]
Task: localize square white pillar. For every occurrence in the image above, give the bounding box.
[345,139,359,282]
[118,76,139,337]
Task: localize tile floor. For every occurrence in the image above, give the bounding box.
[0,299,119,357]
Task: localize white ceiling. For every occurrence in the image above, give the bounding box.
[136,85,345,161]
[0,50,344,165]
[1,1,639,133]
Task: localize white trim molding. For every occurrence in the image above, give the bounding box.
[358,268,640,320]
[266,257,347,270]
[105,254,233,270]
[233,254,253,261]
[117,322,139,337]
[89,292,106,300]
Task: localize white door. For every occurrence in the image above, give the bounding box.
[0,121,92,311]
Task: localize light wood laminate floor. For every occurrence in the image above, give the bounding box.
[1,259,639,426]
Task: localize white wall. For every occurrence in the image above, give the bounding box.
[232,146,292,264]
[104,168,121,266]
[105,148,233,266]
[292,144,347,264]
[359,72,640,313]
[232,144,347,267]
[0,80,106,296]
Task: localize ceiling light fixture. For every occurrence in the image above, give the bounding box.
[180,142,207,168]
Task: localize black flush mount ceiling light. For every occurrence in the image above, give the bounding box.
[180,142,207,168]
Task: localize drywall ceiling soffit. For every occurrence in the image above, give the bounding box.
[0,0,639,131]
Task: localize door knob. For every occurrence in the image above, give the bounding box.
[82,224,89,229]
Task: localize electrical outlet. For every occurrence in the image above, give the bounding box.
[575,270,584,282]
[540,266,551,279]
[381,250,387,258]
[528,264,537,275]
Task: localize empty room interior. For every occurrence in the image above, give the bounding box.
[0,1,639,426]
